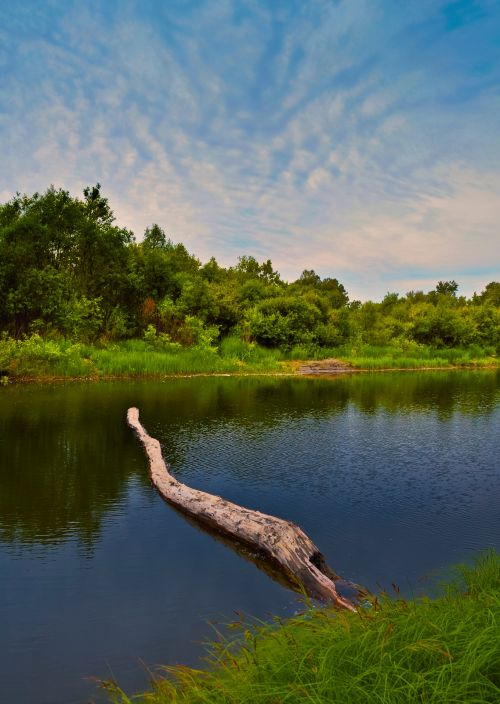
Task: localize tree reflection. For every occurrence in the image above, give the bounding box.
[0,370,498,548]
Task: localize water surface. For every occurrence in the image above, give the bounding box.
[1,371,499,703]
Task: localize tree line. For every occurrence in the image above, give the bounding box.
[0,185,498,352]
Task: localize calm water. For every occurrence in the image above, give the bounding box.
[1,372,499,703]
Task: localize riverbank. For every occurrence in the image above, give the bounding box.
[0,335,497,382]
[107,551,500,704]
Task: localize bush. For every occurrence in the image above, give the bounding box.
[143,324,182,352]
[0,334,89,376]
[247,296,323,348]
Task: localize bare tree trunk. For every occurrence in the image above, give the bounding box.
[127,407,357,610]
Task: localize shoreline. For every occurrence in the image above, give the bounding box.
[107,551,500,704]
[3,362,499,385]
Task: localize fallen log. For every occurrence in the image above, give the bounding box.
[298,358,354,375]
[127,407,357,610]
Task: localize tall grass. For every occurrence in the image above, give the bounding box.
[81,341,240,376]
[0,335,284,378]
[0,334,496,379]
[83,338,284,375]
[286,343,497,369]
[106,551,500,703]
[219,335,283,369]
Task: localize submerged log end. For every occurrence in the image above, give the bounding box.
[297,560,356,610]
[266,523,357,610]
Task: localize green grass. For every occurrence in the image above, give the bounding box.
[0,334,497,379]
[81,341,240,376]
[297,344,497,369]
[0,335,285,378]
[82,338,284,376]
[105,551,500,704]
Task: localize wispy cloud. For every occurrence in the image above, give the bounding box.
[1,0,499,298]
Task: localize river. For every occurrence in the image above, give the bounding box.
[1,371,499,703]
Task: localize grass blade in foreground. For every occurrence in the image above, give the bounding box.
[107,551,500,703]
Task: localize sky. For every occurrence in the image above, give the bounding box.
[1,0,499,300]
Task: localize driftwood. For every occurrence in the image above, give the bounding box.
[127,407,356,611]
[298,358,354,375]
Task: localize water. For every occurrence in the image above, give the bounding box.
[0,371,499,703]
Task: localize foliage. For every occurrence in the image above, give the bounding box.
[0,335,495,379]
[0,185,498,365]
[0,333,88,376]
[247,295,324,348]
[143,324,182,352]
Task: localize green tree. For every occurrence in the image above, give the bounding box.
[143,223,168,250]
[83,183,115,226]
[435,280,458,297]
[247,295,323,347]
[478,282,500,307]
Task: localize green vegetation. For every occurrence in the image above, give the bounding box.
[106,551,500,703]
[0,185,498,378]
[0,335,285,378]
[1,335,496,379]
[330,344,498,370]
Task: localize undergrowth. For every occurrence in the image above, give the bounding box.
[0,334,496,379]
[0,334,284,377]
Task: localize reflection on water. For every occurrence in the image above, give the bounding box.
[0,371,499,704]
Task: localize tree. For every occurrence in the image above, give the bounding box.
[259,259,281,285]
[83,183,115,226]
[435,280,458,297]
[296,269,321,287]
[235,255,261,277]
[0,187,79,334]
[479,282,500,307]
[0,185,136,337]
[201,257,225,283]
[318,277,349,308]
[143,224,168,250]
[410,303,468,347]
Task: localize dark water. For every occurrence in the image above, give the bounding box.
[0,371,499,704]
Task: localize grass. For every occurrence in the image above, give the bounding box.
[0,335,285,378]
[82,338,284,375]
[105,551,500,704]
[80,341,242,376]
[0,334,497,380]
[293,343,498,370]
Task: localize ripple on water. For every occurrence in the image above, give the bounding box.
[0,372,499,704]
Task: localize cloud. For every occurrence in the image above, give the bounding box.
[0,0,499,299]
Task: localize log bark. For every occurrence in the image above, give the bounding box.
[127,407,356,610]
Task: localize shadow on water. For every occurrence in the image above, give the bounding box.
[164,498,365,605]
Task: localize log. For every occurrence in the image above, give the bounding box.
[127,407,357,610]
[298,358,354,375]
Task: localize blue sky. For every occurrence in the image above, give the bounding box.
[1,0,499,300]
